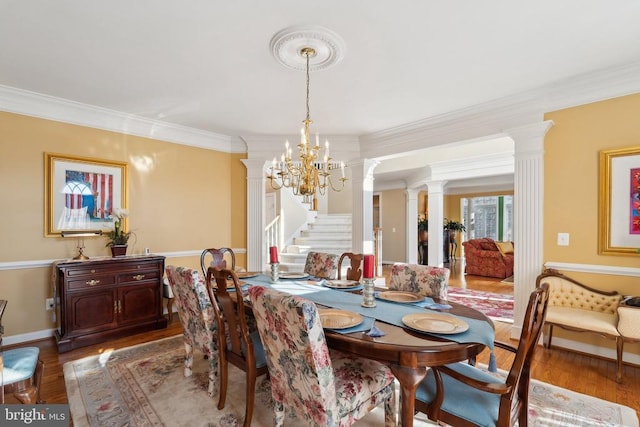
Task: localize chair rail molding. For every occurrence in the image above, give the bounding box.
[544,262,640,277]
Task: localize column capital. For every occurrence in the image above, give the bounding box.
[505,121,553,155]
[425,180,447,194]
[241,158,268,179]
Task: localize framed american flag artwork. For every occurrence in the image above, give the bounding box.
[45,153,128,237]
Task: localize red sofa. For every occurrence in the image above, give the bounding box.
[462,238,514,279]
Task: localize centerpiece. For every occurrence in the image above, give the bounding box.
[106,208,132,256]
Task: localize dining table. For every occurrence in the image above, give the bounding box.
[235,272,495,427]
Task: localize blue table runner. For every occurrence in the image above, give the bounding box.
[242,277,494,350]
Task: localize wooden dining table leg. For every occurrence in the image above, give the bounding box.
[390,364,427,427]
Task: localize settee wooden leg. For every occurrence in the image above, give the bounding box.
[616,337,623,383]
[543,324,553,348]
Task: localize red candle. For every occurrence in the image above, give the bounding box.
[269,246,279,264]
[363,254,374,279]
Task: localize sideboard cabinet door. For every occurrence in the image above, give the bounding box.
[54,255,168,352]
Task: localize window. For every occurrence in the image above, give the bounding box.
[461,195,513,241]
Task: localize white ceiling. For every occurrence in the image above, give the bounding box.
[2,1,640,191]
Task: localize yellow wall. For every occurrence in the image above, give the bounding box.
[380,189,407,262]
[544,93,640,295]
[0,112,246,338]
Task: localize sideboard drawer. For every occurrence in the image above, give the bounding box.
[67,275,116,291]
[118,269,161,285]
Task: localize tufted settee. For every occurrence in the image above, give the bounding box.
[461,238,514,279]
[536,269,623,382]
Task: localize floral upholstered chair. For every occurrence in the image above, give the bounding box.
[389,263,450,299]
[248,286,396,427]
[165,265,219,398]
[303,251,340,279]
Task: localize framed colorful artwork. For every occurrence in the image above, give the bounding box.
[599,146,640,255]
[44,153,129,237]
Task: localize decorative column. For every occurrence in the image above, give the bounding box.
[350,159,379,255]
[405,188,419,264]
[241,159,268,272]
[506,120,553,338]
[426,180,446,267]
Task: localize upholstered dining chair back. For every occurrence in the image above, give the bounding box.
[303,251,339,280]
[389,263,450,299]
[415,284,550,427]
[248,286,396,427]
[165,265,219,398]
[200,247,236,277]
[337,252,363,281]
[206,267,268,427]
[1,300,44,404]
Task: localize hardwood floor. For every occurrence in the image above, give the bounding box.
[7,261,639,421]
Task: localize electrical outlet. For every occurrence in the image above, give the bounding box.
[45,298,55,310]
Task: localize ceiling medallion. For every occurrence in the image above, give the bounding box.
[269,25,346,72]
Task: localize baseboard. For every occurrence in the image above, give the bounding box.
[546,336,640,366]
[3,328,56,346]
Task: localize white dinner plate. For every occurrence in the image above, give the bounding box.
[402,312,469,334]
[377,291,423,303]
[325,280,360,289]
[279,272,309,279]
[318,309,363,329]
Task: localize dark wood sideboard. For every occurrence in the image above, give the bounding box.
[54,255,168,352]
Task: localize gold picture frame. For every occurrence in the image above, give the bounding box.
[599,146,640,255]
[45,153,129,237]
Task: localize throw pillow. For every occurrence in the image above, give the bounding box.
[479,240,497,251]
[495,241,514,256]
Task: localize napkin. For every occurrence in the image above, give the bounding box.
[366,323,386,337]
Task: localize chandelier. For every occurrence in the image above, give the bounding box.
[268,47,347,205]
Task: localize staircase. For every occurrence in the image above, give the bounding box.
[279,213,352,273]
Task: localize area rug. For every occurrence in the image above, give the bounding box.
[447,286,514,323]
[64,335,638,427]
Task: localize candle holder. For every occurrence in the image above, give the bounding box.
[270,262,279,283]
[361,278,376,308]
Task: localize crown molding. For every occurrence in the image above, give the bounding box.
[0,85,232,152]
[361,61,640,159]
[430,152,514,181]
[2,60,639,158]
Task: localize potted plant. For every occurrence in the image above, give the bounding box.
[105,208,132,256]
[444,218,466,242]
[418,215,428,243]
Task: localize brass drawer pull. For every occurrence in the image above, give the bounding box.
[86,279,101,286]
[133,274,145,281]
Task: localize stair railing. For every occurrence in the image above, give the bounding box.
[374,227,383,277]
[265,214,282,254]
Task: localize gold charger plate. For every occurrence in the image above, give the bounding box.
[279,272,309,279]
[318,309,363,329]
[325,280,360,289]
[402,312,469,334]
[377,291,423,303]
[236,272,259,279]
